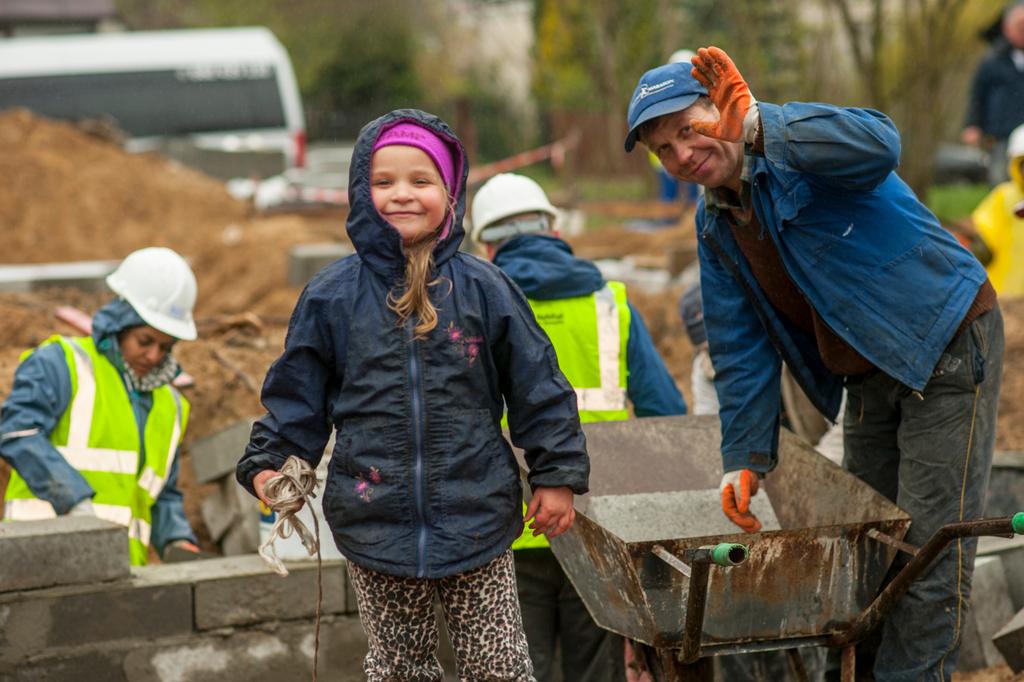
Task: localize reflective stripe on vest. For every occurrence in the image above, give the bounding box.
[59,340,140,473]
[138,388,184,502]
[573,285,628,413]
[3,336,187,565]
[513,282,631,550]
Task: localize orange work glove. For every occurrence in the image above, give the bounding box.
[719,469,762,533]
[689,46,757,143]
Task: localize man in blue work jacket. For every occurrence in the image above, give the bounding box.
[624,47,1003,681]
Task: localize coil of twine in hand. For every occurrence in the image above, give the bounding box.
[257,455,323,681]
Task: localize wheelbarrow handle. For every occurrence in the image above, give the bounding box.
[685,543,749,567]
[829,512,1024,647]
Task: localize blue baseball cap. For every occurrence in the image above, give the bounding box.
[624,62,707,152]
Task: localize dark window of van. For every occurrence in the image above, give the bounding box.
[0,68,287,136]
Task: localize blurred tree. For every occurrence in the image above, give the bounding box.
[674,0,815,104]
[533,0,664,173]
[824,0,1003,195]
[307,1,424,139]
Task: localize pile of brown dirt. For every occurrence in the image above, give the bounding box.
[0,108,348,319]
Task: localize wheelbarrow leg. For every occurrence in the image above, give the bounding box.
[840,644,856,682]
[634,643,713,682]
[785,647,809,682]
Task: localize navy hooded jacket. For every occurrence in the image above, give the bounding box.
[237,110,589,579]
[493,234,686,417]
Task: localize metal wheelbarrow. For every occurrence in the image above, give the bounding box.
[531,416,1024,681]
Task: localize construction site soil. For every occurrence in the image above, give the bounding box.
[1,111,1022,678]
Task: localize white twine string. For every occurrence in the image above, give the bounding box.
[257,455,322,681]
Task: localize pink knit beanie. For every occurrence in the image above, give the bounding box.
[372,122,457,192]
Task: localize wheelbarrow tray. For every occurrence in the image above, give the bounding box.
[539,415,911,652]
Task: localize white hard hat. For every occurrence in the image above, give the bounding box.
[106,247,198,341]
[1009,123,1024,160]
[470,173,559,244]
[668,49,696,64]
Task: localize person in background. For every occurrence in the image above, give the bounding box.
[678,284,718,416]
[625,47,1002,680]
[240,110,588,681]
[472,172,686,681]
[962,0,1024,185]
[972,122,1024,295]
[2,247,201,565]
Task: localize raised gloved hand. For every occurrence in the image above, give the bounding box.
[67,498,96,517]
[689,47,759,144]
[719,469,762,533]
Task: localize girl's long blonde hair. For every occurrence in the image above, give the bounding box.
[386,196,456,338]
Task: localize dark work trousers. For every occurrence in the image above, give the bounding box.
[514,548,625,682]
[842,305,1004,682]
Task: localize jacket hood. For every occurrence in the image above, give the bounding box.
[92,298,147,348]
[492,234,605,300]
[346,109,468,282]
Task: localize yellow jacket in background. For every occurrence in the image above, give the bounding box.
[973,132,1024,295]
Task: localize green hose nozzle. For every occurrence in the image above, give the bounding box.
[1013,512,1024,535]
[711,543,748,566]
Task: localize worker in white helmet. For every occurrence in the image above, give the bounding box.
[472,173,686,681]
[1,247,202,565]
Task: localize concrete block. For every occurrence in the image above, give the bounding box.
[201,479,241,543]
[137,554,348,629]
[202,476,258,547]
[121,615,367,682]
[0,578,192,665]
[0,261,118,294]
[0,647,128,681]
[978,534,1024,611]
[189,418,254,484]
[287,243,354,287]
[0,517,129,593]
[959,556,1016,670]
[994,607,1024,672]
[6,616,372,682]
[220,513,259,556]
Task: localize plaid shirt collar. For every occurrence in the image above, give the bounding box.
[704,152,755,226]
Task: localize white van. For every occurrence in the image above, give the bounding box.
[0,27,306,178]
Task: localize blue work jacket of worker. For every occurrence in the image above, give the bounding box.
[493,233,686,417]
[0,300,195,553]
[697,101,988,475]
[237,109,588,580]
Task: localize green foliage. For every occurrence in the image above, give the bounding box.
[532,0,664,112]
[673,0,814,102]
[464,68,539,163]
[925,183,991,223]
[310,5,422,115]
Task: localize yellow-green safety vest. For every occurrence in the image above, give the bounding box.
[512,282,631,550]
[3,335,189,566]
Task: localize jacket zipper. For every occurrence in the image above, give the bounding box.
[703,231,836,420]
[407,321,429,577]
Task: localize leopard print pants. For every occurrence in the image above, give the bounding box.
[348,550,536,681]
